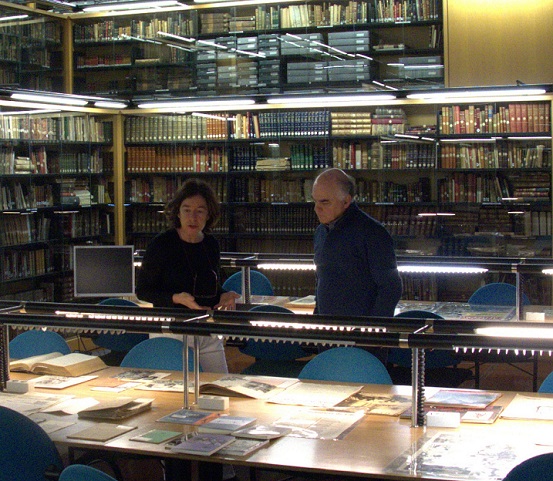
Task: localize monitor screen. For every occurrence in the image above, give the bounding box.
[73,245,135,298]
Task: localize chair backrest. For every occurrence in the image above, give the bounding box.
[388,310,458,370]
[59,464,117,481]
[120,337,196,371]
[468,282,530,306]
[502,453,553,481]
[95,299,148,352]
[9,330,71,359]
[222,270,274,296]
[242,305,309,361]
[538,370,553,393]
[99,298,140,307]
[298,347,393,384]
[0,406,63,481]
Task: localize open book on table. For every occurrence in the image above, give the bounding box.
[10,352,107,377]
[78,397,154,420]
[199,375,298,399]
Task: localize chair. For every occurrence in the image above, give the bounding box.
[9,330,71,359]
[298,346,393,384]
[466,282,537,391]
[468,282,530,306]
[59,465,117,481]
[222,270,274,296]
[94,299,148,356]
[0,405,63,481]
[538,370,553,393]
[502,453,553,481]
[240,305,310,377]
[387,310,472,387]
[120,337,197,371]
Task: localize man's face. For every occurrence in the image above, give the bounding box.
[312,180,351,225]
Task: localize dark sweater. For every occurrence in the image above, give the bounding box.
[136,229,224,309]
[314,203,402,317]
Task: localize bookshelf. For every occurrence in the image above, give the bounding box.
[0,12,63,93]
[122,96,552,303]
[68,0,444,97]
[0,111,114,302]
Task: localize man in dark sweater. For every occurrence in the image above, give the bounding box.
[312,168,402,318]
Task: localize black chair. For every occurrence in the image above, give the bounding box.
[0,406,63,481]
[298,346,393,384]
[240,305,310,377]
[387,310,473,387]
[465,282,538,390]
[538,370,553,393]
[59,465,117,481]
[94,298,148,365]
[9,330,71,359]
[503,453,553,481]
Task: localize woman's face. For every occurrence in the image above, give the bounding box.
[177,194,209,240]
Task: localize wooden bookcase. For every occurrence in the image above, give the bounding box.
[122,96,553,302]
[0,112,114,302]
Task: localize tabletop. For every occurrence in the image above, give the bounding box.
[8,367,553,481]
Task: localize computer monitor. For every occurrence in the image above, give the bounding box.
[73,245,135,298]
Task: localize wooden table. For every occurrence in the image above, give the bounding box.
[10,368,553,481]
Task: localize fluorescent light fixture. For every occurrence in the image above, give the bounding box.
[267,93,397,105]
[417,212,455,216]
[542,269,553,275]
[0,15,29,22]
[475,327,553,339]
[258,262,315,271]
[440,138,496,143]
[194,0,300,4]
[83,0,182,12]
[138,98,255,110]
[12,92,88,107]
[507,136,552,140]
[0,109,61,116]
[399,265,488,274]
[94,100,127,109]
[408,87,548,100]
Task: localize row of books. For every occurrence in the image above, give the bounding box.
[439,143,550,169]
[126,108,409,144]
[437,172,551,204]
[126,176,228,204]
[60,211,102,239]
[131,206,230,234]
[73,0,439,42]
[356,178,431,203]
[280,2,372,28]
[231,177,313,203]
[125,115,228,143]
[374,0,439,22]
[0,213,50,246]
[4,21,61,43]
[233,205,318,234]
[74,14,195,43]
[126,145,229,173]
[2,248,54,282]
[0,146,107,175]
[0,115,113,142]
[0,282,55,302]
[1,182,55,211]
[439,102,551,134]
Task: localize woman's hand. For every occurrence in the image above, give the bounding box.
[172,292,204,310]
[214,291,240,310]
